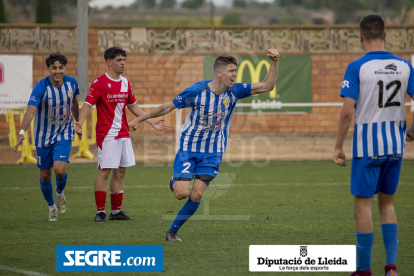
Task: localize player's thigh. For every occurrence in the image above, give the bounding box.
[377,154,403,195]
[350,156,382,197]
[194,152,223,180]
[98,139,123,169]
[191,178,209,199]
[36,145,53,170]
[119,138,135,168]
[173,180,192,195]
[52,139,72,164]
[174,149,196,179]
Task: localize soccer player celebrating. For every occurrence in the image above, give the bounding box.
[14,52,80,221]
[333,15,414,276]
[75,47,166,222]
[129,48,279,241]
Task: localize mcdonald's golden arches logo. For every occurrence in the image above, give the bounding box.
[236,60,276,98]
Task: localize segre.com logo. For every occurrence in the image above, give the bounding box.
[56,245,163,272]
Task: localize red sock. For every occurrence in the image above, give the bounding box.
[111,192,123,212]
[95,191,107,212]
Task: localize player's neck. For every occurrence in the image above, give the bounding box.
[363,40,386,53]
[106,71,121,81]
[50,77,63,87]
[208,79,226,95]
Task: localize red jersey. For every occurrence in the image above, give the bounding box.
[85,73,136,147]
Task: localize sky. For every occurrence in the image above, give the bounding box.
[89,0,273,9]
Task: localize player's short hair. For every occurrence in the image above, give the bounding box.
[360,14,385,41]
[45,52,68,67]
[104,46,127,61]
[213,55,238,71]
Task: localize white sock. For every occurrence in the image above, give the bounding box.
[111,210,120,215]
[97,211,105,214]
[49,204,56,211]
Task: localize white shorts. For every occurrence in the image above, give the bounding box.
[98,138,136,169]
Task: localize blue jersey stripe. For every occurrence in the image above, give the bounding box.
[352,124,358,157]
[372,123,378,156]
[381,122,388,155]
[186,94,202,151]
[400,121,406,153]
[362,123,368,157]
[212,94,220,152]
[390,121,397,154]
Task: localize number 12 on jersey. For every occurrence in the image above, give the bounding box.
[377,80,401,108]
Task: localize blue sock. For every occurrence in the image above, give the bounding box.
[56,173,68,194]
[168,197,201,232]
[382,224,398,266]
[40,179,54,206]
[356,231,374,271]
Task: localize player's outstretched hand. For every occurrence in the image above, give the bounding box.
[74,122,83,140]
[333,148,346,167]
[14,134,25,152]
[150,119,167,132]
[267,48,279,61]
[406,124,414,142]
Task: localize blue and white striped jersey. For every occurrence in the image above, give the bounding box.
[28,76,79,148]
[172,80,251,153]
[340,51,414,157]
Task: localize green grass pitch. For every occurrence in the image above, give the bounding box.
[0,160,413,276]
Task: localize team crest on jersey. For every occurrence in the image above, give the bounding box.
[223,95,230,106]
[68,90,73,98]
[385,63,397,71]
[108,83,111,88]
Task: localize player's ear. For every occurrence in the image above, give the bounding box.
[359,33,363,43]
[383,32,386,41]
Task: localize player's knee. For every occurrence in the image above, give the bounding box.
[190,190,202,202]
[175,190,189,200]
[40,171,52,182]
[55,170,66,179]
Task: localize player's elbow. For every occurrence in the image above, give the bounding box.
[263,83,275,92]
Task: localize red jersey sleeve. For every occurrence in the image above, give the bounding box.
[126,82,137,106]
[85,79,101,106]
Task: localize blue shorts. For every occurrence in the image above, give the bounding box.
[350,154,403,197]
[173,149,223,180]
[36,140,72,170]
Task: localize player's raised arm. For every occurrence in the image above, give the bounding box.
[129,101,177,132]
[250,48,279,95]
[14,105,37,151]
[127,104,167,132]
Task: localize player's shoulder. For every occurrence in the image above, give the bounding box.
[185,80,210,93]
[91,74,106,86]
[34,77,49,90]
[64,75,78,84]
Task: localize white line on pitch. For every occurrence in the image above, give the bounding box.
[0,182,351,190]
[0,264,48,276]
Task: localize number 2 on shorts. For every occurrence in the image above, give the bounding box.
[182,162,191,173]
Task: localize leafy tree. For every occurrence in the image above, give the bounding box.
[0,0,6,23]
[36,0,53,23]
[160,0,176,9]
[330,0,362,24]
[221,12,243,25]
[233,0,247,8]
[182,0,202,9]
